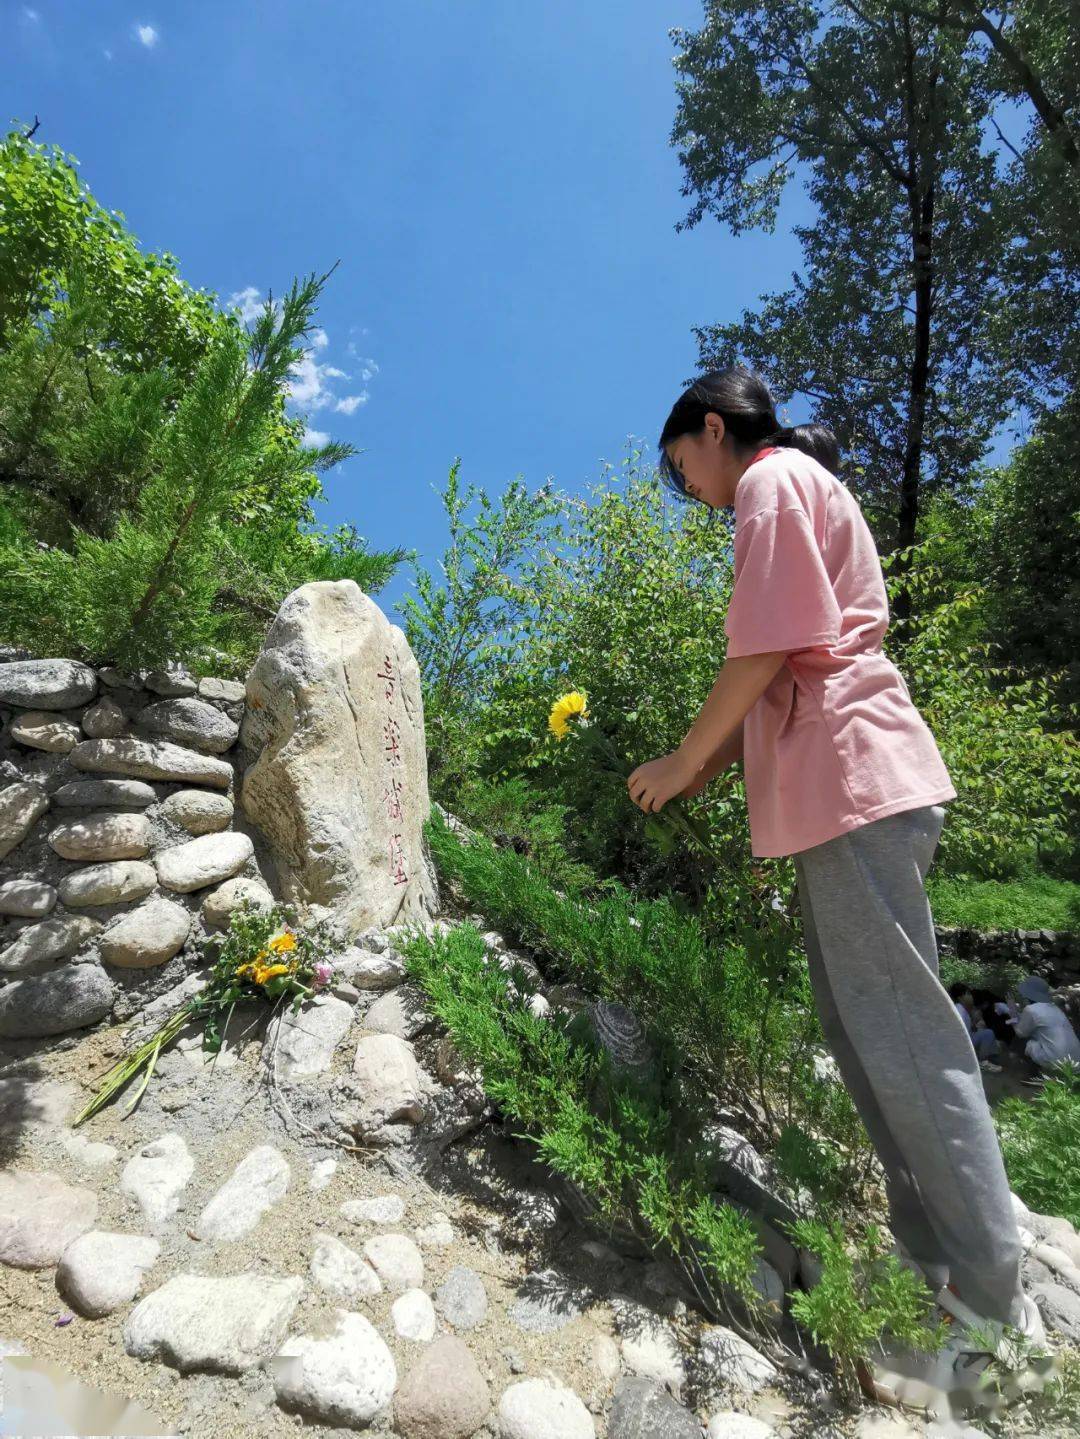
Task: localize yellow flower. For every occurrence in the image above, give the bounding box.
[268,931,297,955]
[253,962,290,985]
[548,691,589,740]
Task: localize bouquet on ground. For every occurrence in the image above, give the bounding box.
[74,900,336,1126]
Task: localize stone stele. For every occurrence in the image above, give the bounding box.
[238,580,437,939]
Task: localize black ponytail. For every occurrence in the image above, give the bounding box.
[657,367,839,504]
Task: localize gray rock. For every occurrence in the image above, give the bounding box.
[392,1334,490,1437]
[392,1288,437,1342]
[195,1145,290,1242]
[362,983,432,1039]
[58,859,157,908]
[135,697,239,755]
[144,666,197,697]
[160,787,234,834]
[52,778,157,807]
[198,676,246,704]
[99,896,190,968]
[80,694,128,738]
[415,1212,455,1250]
[273,1310,396,1427]
[0,1169,98,1268]
[9,710,82,752]
[435,1266,489,1331]
[349,1032,435,1137]
[0,963,116,1037]
[154,830,254,892]
[695,1325,778,1401]
[120,1132,194,1226]
[341,1194,406,1226]
[334,943,406,989]
[56,1130,118,1169]
[0,781,49,860]
[97,665,142,692]
[497,1378,595,1438]
[362,1233,425,1292]
[200,875,275,930]
[309,1234,382,1298]
[509,1267,591,1335]
[1031,1278,1080,1340]
[0,913,102,973]
[263,995,353,1080]
[0,879,57,917]
[56,1231,160,1317]
[0,1076,75,1138]
[609,1376,702,1439]
[613,1300,686,1397]
[0,658,97,709]
[124,1272,303,1373]
[47,811,151,861]
[706,1415,778,1439]
[70,735,232,789]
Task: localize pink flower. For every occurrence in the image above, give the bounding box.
[312,960,332,989]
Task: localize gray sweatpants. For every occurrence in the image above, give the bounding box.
[794,802,1024,1326]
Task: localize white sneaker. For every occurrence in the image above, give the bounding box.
[890,1237,949,1292]
[935,1286,1049,1361]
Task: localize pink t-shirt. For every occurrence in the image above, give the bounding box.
[724,447,956,858]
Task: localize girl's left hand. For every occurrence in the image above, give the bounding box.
[627,751,695,813]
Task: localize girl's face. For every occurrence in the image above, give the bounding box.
[664,412,743,509]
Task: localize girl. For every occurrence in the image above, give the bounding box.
[626,368,1050,1411]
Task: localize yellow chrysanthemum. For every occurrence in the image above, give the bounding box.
[268,931,297,955]
[548,691,589,740]
[253,962,290,985]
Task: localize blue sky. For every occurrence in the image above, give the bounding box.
[4,1,814,622]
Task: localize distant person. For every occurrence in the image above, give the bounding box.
[948,982,1003,1072]
[1011,975,1080,1086]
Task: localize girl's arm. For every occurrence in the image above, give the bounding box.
[679,720,744,798]
[676,652,789,773]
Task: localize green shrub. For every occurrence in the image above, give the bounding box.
[929,874,1080,932]
[995,1065,1080,1229]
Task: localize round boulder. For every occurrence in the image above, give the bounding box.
[48,812,151,862]
[9,710,83,753]
[100,897,191,968]
[154,831,253,893]
[0,914,102,974]
[200,876,275,931]
[0,1169,99,1268]
[80,695,128,739]
[0,658,97,710]
[58,860,157,908]
[393,1335,490,1438]
[0,963,116,1038]
[161,788,234,835]
[135,697,239,755]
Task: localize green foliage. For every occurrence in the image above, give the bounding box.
[884,536,1080,878]
[929,874,1080,932]
[786,1218,946,1405]
[995,1064,1080,1228]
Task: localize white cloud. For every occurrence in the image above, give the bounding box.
[226,286,268,324]
[302,428,330,449]
[103,47,113,60]
[135,23,158,48]
[335,394,366,416]
[23,8,40,21]
[310,328,329,350]
[288,353,347,409]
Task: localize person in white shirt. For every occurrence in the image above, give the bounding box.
[1011,975,1080,1086]
[948,983,1003,1072]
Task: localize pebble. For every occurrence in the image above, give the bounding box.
[57,1130,118,1168]
[415,1212,455,1249]
[70,735,232,788]
[363,1232,425,1292]
[47,811,151,861]
[273,1310,396,1427]
[609,1376,702,1437]
[135,697,240,755]
[262,995,353,1080]
[393,1288,437,1342]
[154,830,255,893]
[706,1414,778,1439]
[200,876,275,931]
[393,1334,490,1438]
[435,1266,489,1331]
[195,1144,290,1242]
[52,779,156,807]
[160,788,235,834]
[309,1234,382,1298]
[0,962,116,1037]
[120,1132,195,1226]
[57,860,157,908]
[0,878,57,916]
[509,1268,590,1334]
[589,1331,621,1383]
[124,1272,303,1374]
[100,896,191,968]
[10,710,82,752]
[309,1158,337,1191]
[497,1376,595,1438]
[56,1231,160,1317]
[0,780,49,861]
[0,1169,98,1268]
[79,694,127,738]
[0,658,97,709]
[341,1194,406,1225]
[0,914,103,974]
